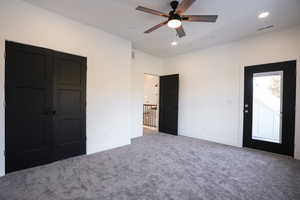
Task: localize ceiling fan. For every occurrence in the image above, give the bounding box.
[136,0,218,38]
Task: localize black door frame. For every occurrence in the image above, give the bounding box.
[243,60,296,156]
[5,41,87,173]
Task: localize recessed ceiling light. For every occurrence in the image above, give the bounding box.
[171,41,178,46]
[258,12,270,19]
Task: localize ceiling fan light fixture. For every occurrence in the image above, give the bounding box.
[168,19,182,29]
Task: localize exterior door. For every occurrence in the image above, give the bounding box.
[243,61,296,156]
[5,41,87,173]
[159,74,179,135]
[5,42,53,173]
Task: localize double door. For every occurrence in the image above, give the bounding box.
[5,41,86,173]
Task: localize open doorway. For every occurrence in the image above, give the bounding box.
[143,74,159,136]
[142,73,179,136]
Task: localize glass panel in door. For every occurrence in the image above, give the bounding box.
[252,71,283,143]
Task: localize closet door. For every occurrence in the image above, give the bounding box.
[5,42,87,173]
[5,42,53,173]
[53,52,86,161]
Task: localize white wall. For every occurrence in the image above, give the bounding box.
[131,50,164,138]
[144,74,159,105]
[164,26,300,159]
[0,0,133,176]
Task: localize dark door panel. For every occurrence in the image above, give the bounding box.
[159,74,179,135]
[5,42,53,173]
[53,52,86,161]
[243,61,296,156]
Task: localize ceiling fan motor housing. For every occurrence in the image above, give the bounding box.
[168,11,181,21]
[169,1,181,22]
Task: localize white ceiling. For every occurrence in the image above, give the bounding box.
[24,0,300,57]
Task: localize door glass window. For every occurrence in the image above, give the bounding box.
[252,71,283,143]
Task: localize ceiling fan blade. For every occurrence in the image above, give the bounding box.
[136,6,169,18]
[176,0,196,14]
[176,26,186,38]
[182,15,218,22]
[144,21,168,33]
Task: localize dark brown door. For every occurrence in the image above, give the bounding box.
[5,42,53,173]
[5,41,86,173]
[53,52,86,161]
[159,74,179,135]
[243,61,296,156]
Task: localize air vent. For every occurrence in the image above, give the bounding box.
[257,25,274,32]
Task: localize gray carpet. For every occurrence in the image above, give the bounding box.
[1,133,300,200]
[143,127,158,136]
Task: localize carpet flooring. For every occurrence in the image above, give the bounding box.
[0,133,300,200]
[143,127,158,136]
